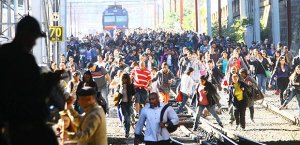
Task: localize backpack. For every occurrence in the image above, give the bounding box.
[160,104,178,133]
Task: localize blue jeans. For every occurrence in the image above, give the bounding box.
[256,74,267,94]
[283,89,300,115]
[193,105,222,129]
[99,86,109,111]
[176,93,189,114]
[120,102,132,134]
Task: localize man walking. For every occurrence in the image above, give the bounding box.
[152,62,175,104]
[134,93,179,145]
[131,61,152,117]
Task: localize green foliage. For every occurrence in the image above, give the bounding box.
[182,7,195,31]
[212,18,252,42]
[163,0,196,31]
[260,19,270,42]
[163,12,180,30]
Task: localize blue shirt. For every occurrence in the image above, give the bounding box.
[222,59,229,74]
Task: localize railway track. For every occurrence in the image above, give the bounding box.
[107,81,300,144]
[176,94,300,145]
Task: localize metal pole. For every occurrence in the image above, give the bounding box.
[7,0,11,38]
[195,0,198,32]
[174,0,176,12]
[154,0,157,28]
[0,1,2,33]
[272,0,280,45]
[24,0,27,14]
[207,0,212,37]
[227,0,233,25]
[162,0,164,23]
[240,0,248,17]
[218,0,222,36]
[254,0,261,42]
[14,0,18,32]
[157,2,159,27]
[60,0,67,58]
[170,0,171,12]
[179,0,183,30]
[287,0,292,49]
[70,2,72,36]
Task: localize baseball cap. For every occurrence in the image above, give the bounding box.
[77,87,96,97]
[16,15,46,37]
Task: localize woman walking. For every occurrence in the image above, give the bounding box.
[177,67,194,114]
[116,73,135,138]
[229,74,250,130]
[269,56,290,105]
[192,76,223,131]
[279,65,300,116]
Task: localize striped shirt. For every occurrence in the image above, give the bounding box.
[131,68,151,88]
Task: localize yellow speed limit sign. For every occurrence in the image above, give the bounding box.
[49,26,63,42]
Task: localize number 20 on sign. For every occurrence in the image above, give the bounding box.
[49,26,63,42]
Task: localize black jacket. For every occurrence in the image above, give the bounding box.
[116,83,135,103]
[228,80,250,107]
[192,82,221,108]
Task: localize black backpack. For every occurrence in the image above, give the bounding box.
[160,104,178,133]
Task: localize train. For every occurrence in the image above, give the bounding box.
[102,5,128,35]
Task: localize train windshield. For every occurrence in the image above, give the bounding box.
[104,16,115,23]
[116,16,127,22]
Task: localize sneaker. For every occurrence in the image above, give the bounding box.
[251,119,255,123]
[218,123,223,128]
[193,127,197,131]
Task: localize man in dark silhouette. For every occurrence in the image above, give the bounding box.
[0,15,62,145]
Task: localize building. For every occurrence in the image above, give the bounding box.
[199,0,300,53]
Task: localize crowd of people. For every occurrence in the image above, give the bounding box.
[1,15,300,145]
[51,26,300,143]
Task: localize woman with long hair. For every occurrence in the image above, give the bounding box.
[216,50,229,75]
[177,67,194,114]
[192,75,223,131]
[269,56,290,105]
[117,73,135,138]
[279,65,300,116]
[75,71,98,113]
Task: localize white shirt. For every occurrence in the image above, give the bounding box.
[150,81,158,93]
[180,74,194,95]
[134,102,179,142]
[167,55,172,66]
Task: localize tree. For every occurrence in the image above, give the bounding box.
[212,18,252,42]
[163,0,196,31]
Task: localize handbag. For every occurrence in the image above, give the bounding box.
[113,92,121,106]
[265,70,272,78]
[176,91,183,102]
[160,104,178,133]
[253,88,264,101]
[259,60,271,78]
